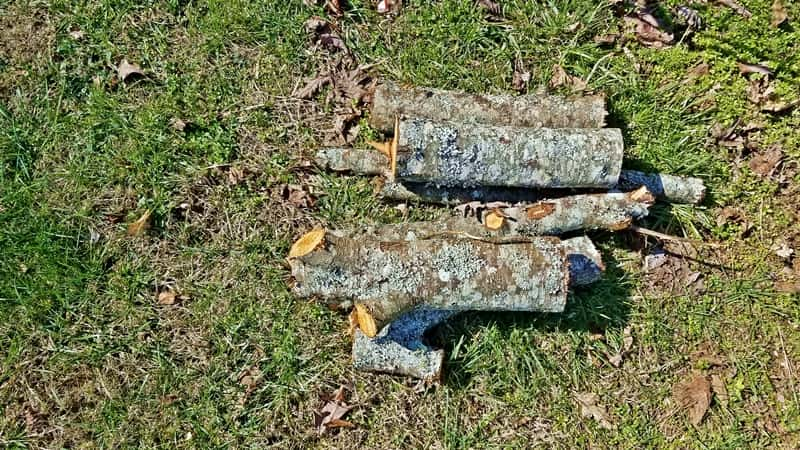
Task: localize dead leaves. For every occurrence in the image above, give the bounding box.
[304,16,349,54]
[283,183,316,208]
[511,58,530,92]
[772,0,788,27]
[549,64,587,91]
[673,372,712,425]
[117,59,144,82]
[749,146,783,178]
[738,62,773,77]
[377,0,401,15]
[624,12,674,48]
[315,385,355,434]
[644,249,705,295]
[288,228,326,259]
[127,210,152,236]
[607,326,634,368]
[575,392,615,430]
[157,291,176,305]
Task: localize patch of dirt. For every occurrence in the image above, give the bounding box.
[0,6,54,65]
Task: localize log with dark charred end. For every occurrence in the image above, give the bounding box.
[397,118,624,189]
[561,236,605,286]
[617,170,706,204]
[369,81,607,132]
[290,235,569,335]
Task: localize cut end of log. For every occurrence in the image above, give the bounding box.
[627,186,656,204]
[484,210,505,230]
[526,202,556,220]
[354,303,378,338]
[288,228,326,259]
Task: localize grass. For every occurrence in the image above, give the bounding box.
[1,0,799,447]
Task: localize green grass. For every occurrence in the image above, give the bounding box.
[2,0,800,447]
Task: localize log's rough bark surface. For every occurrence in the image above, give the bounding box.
[370,81,607,132]
[315,147,387,175]
[290,235,569,330]
[350,237,604,380]
[397,118,624,188]
[617,170,706,204]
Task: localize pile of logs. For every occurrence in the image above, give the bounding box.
[286,81,705,382]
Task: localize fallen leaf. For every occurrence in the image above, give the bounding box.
[687,63,710,79]
[288,228,326,258]
[771,0,788,27]
[710,374,728,407]
[117,59,144,82]
[315,385,354,434]
[284,184,315,208]
[170,118,187,131]
[319,33,348,52]
[773,242,794,259]
[511,59,530,92]
[749,146,783,177]
[775,281,800,293]
[477,0,501,16]
[158,291,176,305]
[575,392,615,430]
[549,64,587,91]
[622,326,633,351]
[238,365,262,393]
[305,16,329,33]
[644,249,705,295]
[69,29,84,40]
[295,74,331,99]
[624,15,674,48]
[127,210,152,236]
[484,210,505,230]
[715,0,752,18]
[593,33,618,45]
[377,0,401,14]
[761,97,800,114]
[674,372,711,425]
[326,0,342,16]
[738,62,773,77]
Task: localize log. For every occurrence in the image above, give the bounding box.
[616,170,706,204]
[350,236,604,381]
[369,81,607,132]
[396,118,623,188]
[289,234,569,335]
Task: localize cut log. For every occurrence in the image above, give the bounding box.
[290,235,569,335]
[397,118,623,188]
[369,81,607,132]
[350,236,604,381]
[616,170,706,204]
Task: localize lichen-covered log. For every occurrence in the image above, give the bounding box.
[289,235,569,334]
[397,118,623,188]
[351,236,603,380]
[616,170,706,204]
[315,147,387,176]
[369,81,607,132]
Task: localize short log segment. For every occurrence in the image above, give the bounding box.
[369,81,607,132]
[616,170,706,204]
[290,235,569,334]
[397,118,623,188]
[350,236,604,381]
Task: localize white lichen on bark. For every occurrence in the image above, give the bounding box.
[397,118,623,188]
[370,81,607,132]
[617,170,706,204]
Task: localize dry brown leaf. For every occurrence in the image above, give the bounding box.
[305,16,329,33]
[477,0,501,16]
[326,0,342,16]
[69,29,84,40]
[716,0,752,18]
[315,385,354,434]
[284,184,315,208]
[288,228,326,258]
[775,281,800,293]
[687,63,710,79]
[295,74,331,99]
[624,15,674,48]
[749,147,783,177]
[593,33,618,45]
[354,303,377,337]
[549,64,586,91]
[377,0,401,14]
[710,374,728,407]
[738,62,773,77]
[575,392,615,430]
[117,59,144,82]
[484,210,505,230]
[772,0,788,26]
[526,202,556,220]
[127,210,152,236]
[674,372,711,425]
[170,118,187,132]
[157,291,176,305]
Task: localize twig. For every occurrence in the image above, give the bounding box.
[629,225,720,247]
[777,327,799,408]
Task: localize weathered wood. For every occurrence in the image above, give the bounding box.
[370,81,607,132]
[397,118,623,188]
[616,170,706,204]
[290,235,569,334]
[350,237,604,380]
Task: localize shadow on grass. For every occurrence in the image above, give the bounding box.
[426,234,634,388]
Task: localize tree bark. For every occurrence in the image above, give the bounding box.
[290,235,569,334]
[370,81,607,132]
[396,118,623,188]
[616,170,706,204]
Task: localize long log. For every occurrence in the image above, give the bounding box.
[350,236,604,381]
[290,235,569,335]
[369,81,607,132]
[397,118,623,188]
[315,147,704,204]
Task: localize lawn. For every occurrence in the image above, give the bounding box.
[1,0,799,447]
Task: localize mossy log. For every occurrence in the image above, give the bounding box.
[289,235,569,335]
[350,236,604,381]
[369,81,607,132]
[616,170,706,204]
[396,118,623,188]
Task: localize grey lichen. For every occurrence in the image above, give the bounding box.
[617,170,706,204]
